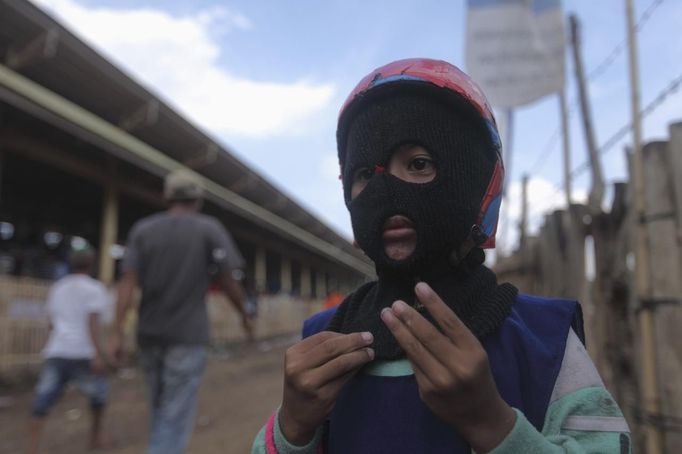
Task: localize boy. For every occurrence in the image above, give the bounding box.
[252,58,631,453]
[27,243,109,453]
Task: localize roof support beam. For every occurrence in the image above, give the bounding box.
[184,142,218,170]
[118,99,159,132]
[263,194,289,211]
[228,173,257,194]
[0,63,373,276]
[5,29,59,70]
[0,129,163,208]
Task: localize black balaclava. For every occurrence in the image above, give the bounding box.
[328,82,518,359]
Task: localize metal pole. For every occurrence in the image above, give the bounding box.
[520,174,529,249]
[569,14,604,212]
[625,0,664,452]
[559,91,572,207]
[498,109,514,256]
[504,109,514,197]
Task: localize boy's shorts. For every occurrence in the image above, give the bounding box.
[31,357,108,416]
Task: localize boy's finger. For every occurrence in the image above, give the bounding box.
[294,331,343,354]
[380,307,449,378]
[390,300,453,360]
[409,355,436,391]
[415,282,475,346]
[315,348,374,385]
[306,332,374,368]
[321,364,367,400]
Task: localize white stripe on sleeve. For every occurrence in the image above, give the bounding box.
[550,328,604,404]
[561,415,630,433]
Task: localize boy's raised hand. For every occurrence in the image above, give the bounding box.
[381,282,516,453]
[279,331,374,445]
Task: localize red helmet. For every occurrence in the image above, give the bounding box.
[337,58,504,249]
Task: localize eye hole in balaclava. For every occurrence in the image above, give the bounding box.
[350,142,437,200]
[339,83,496,277]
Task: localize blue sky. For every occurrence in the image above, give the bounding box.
[33,0,682,253]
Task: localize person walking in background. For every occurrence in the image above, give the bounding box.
[109,169,253,454]
[27,244,109,454]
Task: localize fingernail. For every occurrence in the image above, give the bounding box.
[366,348,375,360]
[380,307,395,322]
[415,282,430,295]
[392,300,408,314]
[361,331,373,343]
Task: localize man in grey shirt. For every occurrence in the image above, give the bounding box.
[110,169,252,454]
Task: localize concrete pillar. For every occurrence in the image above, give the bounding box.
[300,264,311,298]
[340,278,353,295]
[280,256,292,294]
[0,150,4,203]
[255,245,267,293]
[316,270,327,299]
[98,182,119,286]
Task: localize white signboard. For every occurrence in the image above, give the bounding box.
[466,0,566,108]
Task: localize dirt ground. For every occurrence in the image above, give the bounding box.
[0,336,295,454]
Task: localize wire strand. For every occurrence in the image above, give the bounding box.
[524,0,666,175]
[528,69,682,217]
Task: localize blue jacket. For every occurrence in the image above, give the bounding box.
[301,294,583,453]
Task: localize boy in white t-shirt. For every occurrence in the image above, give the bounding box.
[27,245,110,454]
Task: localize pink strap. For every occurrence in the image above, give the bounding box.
[265,410,278,454]
[266,410,325,454]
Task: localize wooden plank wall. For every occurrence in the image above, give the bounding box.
[495,121,682,452]
[0,277,323,381]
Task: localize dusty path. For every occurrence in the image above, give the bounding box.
[0,337,294,454]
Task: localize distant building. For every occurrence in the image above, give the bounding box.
[0,1,373,376]
[0,0,372,298]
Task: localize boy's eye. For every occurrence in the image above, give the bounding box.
[408,157,434,172]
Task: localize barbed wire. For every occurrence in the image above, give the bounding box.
[528,68,682,217]
[525,0,666,175]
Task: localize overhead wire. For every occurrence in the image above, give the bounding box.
[524,0,666,176]
[528,68,682,217]
[500,0,667,251]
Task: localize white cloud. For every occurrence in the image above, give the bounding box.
[31,0,334,138]
[194,6,252,31]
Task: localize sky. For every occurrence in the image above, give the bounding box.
[31,0,682,255]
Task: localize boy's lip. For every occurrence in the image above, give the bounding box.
[382,215,416,241]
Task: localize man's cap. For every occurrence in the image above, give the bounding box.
[164,169,204,201]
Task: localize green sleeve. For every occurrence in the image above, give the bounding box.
[483,388,631,453]
[251,425,267,454]
[482,328,632,454]
[251,408,323,454]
